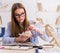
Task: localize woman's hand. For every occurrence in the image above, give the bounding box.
[14,35,29,43]
[27,25,43,35]
[15,31,32,43]
[27,25,37,31]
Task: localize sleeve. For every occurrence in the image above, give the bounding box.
[30,31,38,45]
[3,22,15,44]
[35,30,50,42]
[35,24,50,42]
[39,32,50,42]
[30,30,50,45]
[34,24,50,41]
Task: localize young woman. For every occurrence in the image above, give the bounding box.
[3,3,48,45]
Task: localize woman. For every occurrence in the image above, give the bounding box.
[3,3,48,45]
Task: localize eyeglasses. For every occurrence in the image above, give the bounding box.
[15,12,25,18]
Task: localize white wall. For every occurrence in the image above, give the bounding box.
[0,0,60,28]
[36,0,60,26]
[21,0,37,20]
[37,0,60,12]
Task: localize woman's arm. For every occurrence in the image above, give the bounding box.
[3,23,31,44]
[27,25,43,35]
[3,23,15,44]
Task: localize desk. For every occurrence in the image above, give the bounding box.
[0,46,60,53]
[38,45,60,53]
[0,47,35,53]
[0,49,35,53]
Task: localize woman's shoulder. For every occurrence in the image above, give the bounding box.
[7,22,11,26]
[7,22,11,30]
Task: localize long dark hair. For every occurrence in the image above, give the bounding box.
[11,3,29,37]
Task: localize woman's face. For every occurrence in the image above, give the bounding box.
[15,8,25,23]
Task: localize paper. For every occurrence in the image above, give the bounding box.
[4,42,35,47]
[0,46,32,50]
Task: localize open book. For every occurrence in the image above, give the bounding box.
[4,42,35,46]
[2,42,43,50]
[1,42,35,50]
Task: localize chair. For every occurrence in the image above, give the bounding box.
[0,27,5,37]
[0,16,5,37]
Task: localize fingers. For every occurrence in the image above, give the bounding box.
[26,25,34,31]
[21,36,29,41]
[18,34,30,41]
[27,25,35,30]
